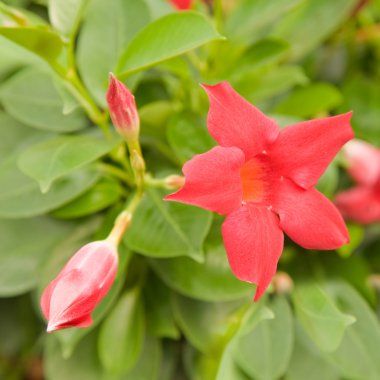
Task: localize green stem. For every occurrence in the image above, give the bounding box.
[98,162,133,186]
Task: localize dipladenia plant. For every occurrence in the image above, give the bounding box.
[166,82,353,300]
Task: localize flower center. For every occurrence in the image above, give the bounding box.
[240,158,265,203]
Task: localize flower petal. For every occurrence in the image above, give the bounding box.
[222,204,284,301]
[268,113,353,189]
[165,146,245,214]
[335,186,380,224]
[202,82,279,160]
[272,179,349,249]
[343,139,380,186]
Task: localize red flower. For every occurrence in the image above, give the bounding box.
[107,73,139,141]
[169,0,192,10]
[40,240,118,332]
[335,139,380,223]
[166,82,353,301]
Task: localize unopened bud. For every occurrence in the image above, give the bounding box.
[165,175,185,189]
[271,271,293,295]
[106,73,139,142]
[40,240,118,333]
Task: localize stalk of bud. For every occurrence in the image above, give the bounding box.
[107,73,140,143]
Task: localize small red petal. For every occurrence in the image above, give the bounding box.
[222,204,284,301]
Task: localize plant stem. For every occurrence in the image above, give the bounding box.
[98,162,133,186]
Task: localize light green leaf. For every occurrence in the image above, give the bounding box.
[216,344,251,380]
[0,155,99,218]
[149,218,252,301]
[233,296,294,380]
[0,217,73,296]
[143,272,179,339]
[48,0,89,37]
[292,282,355,352]
[98,288,145,375]
[51,177,123,219]
[274,83,342,117]
[0,67,88,132]
[0,26,63,62]
[172,294,243,354]
[18,133,120,193]
[272,0,357,59]
[124,188,212,261]
[316,162,339,199]
[285,322,339,380]
[117,11,223,77]
[77,0,151,105]
[326,282,380,380]
[166,114,216,163]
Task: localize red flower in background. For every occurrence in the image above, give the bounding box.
[166,82,353,301]
[40,241,118,332]
[169,0,193,10]
[336,139,380,223]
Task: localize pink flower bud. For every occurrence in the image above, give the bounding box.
[40,240,118,333]
[107,73,140,141]
[169,0,192,10]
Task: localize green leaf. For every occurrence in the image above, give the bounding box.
[149,217,252,301]
[234,65,308,103]
[226,0,305,41]
[0,155,99,218]
[233,296,294,380]
[117,11,223,77]
[272,0,357,59]
[44,332,103,380]
[0,217,73,296]
[326,282,380,380]
[285,322,339,380]
[0,27,63,62]
[316,162,339,199]
[172,294,243,354]
[337,223,365,258]
[98,287,145,375]
[274,83,342,117]
[166,114,216,163]
[124,188,212,261]
[143,272,179,339]
[77,0,151,105]
[292,282,355,352]
[48,0,89,37]
[18,133,120,193]
[51,177,123,219]
[0,67,88,132]
[216,344,251,380]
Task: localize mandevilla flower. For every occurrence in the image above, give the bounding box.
[166,82,353,301]
[40,240,118,332]
[107,73,139,142]
[335,139,380,223]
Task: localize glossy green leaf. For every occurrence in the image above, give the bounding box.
[18,133,120,192]
[272,0,357,59]
[0,27,63,62]
[51,177,123,219]
[117,11,223,77]
[0,155,99,218]
[172,294,243,354]
[77,0,151,105]
[292,282,355,352]
[274,83,342,117]
[286,322,339,380]
[166,114,216,163]
[143,272,179,339]
[124,188,212,261]
[0,67,88,132]
[326,282,380,380]
[49,0,89,37]
[216,344,251,380]
[233,296,294,380]
[98,287,145,375]
[0,217,72,296]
